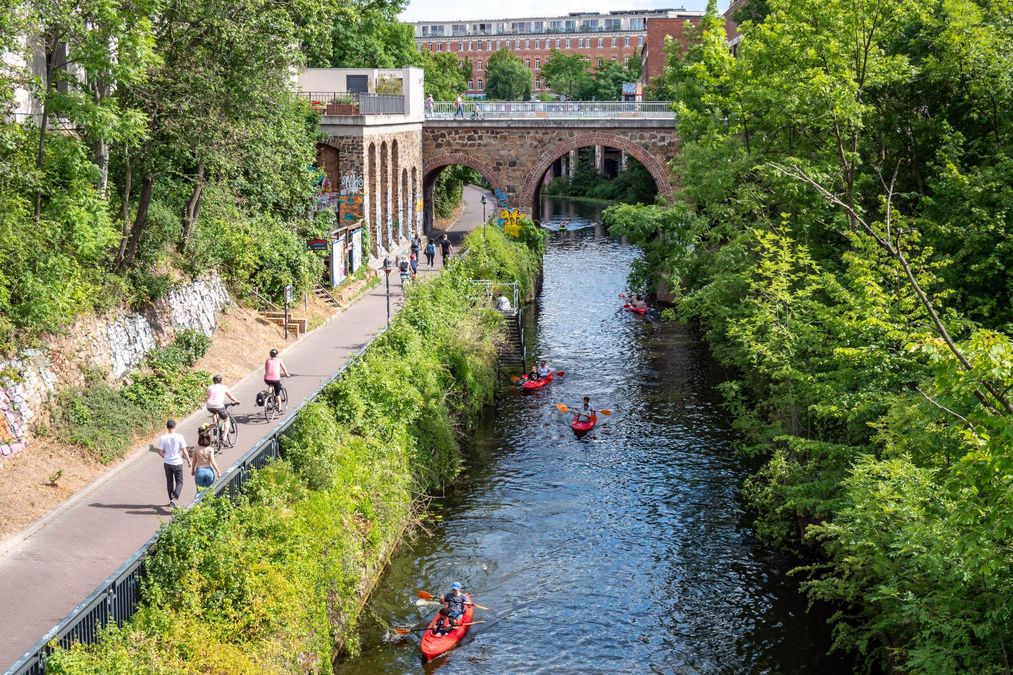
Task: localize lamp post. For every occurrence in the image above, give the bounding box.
[382,255,392,327]
[481,194,488,242]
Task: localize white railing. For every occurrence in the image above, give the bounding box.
[425,101,673,120]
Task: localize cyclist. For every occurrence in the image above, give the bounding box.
[206,375,240,436]
[264,348,290,400]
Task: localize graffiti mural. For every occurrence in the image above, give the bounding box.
[494,187,509,207]
[338,172,365,226]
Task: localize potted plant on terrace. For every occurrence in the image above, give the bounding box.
[325,94,358,115]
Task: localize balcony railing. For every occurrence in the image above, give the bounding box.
[425,100,673,120]
[298,91,406,116]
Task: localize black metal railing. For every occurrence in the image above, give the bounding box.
[297,91,406,116]
[5,336,382,675]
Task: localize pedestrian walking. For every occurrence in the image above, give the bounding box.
[156,419,190,508]
[439,233,453,263]
[409,253,418,281]
[425,94,435,116]
[411,234,421,259]
[190,442,220,503]
[425,239,436,268]
[453,94,464,119]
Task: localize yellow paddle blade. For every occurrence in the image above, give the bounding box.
[598,409,613,416]
[555,403,570,414]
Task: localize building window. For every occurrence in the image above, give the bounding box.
[468,41,473,50]
[638,36,644,46]
[487,41,492,50]
[496,40,501,49]
[458,41,463,51]
[469,80,474,90]
[525,58,530,67]
[535,39,541,49]
[565,38,570,48]
[611,37,617,47]
[597,58,603,67]
[535,58,541,69]
[555,38,561,48]
[477,59,483,70]
[478,79,484,89]
[598,37,603,48]
[624,36,630,47]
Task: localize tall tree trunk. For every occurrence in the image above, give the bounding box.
[33,44,55,221]
[117,144,133,262]
[90,73,112,194]
[178,163,206,253]
[118,173,154,271]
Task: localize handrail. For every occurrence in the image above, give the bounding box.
[425,100,674,120]
[5,331,385,675]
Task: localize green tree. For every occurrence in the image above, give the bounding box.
[324,0,417,68]
[485,49,531,100]
[540,50,589,99]
[578,59,633,101]
[418,50,471,100]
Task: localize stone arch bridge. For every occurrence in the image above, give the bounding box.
[422,117,677,226]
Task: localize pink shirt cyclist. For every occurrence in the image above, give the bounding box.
[264,348,289,396]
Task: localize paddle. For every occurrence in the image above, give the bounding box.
[555,403,612,416]
[417,590,491,611]
[512,370,566,383]
[392,621,485,635]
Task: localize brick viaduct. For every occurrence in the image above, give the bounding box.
[421,119,678,221]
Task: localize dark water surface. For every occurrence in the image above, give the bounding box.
[337,200,849,674]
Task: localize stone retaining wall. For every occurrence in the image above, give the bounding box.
[0,275,231,458]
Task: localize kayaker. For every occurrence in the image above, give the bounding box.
[441,582,470,625]
[575,396,595,422]
[537,360,551,378]
[526,363,540,382]
[431,607,453,636]
[632,294,647,311]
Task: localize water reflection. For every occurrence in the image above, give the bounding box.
[336,213,849,674]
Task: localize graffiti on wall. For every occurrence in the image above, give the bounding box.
[494,187,509,207]
[337,172,365,226]
[0,388,28,457]
[497,208,523,237]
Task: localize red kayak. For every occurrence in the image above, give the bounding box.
[624,303,648,315]
[519,372,554,391]
[420,595,474,662]
[571,412,597,434]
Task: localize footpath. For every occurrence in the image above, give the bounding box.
[0,242,465,668]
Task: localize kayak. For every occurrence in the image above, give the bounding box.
[519,372,554,391]
[624,303,648,316]
[420,595,474,662]
[571,412,597,434]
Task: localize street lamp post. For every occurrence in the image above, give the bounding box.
[481,194,488,242]
[382,256,392,327]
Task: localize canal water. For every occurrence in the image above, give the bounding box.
[337,199,849,673]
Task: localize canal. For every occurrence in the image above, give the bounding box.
[337,199,850,673]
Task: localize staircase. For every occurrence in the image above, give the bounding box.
[498,312,526,372]
[313,285,341,308]
[260,311,306,339]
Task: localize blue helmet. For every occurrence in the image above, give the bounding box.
[451,582,462,590]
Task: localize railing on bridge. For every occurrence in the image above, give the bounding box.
[299,91,406,116]
[426,100,673,120]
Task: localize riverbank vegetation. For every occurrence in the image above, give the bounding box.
[44,227,542,673]
[545,151,657,205]
[609,0,1012,670]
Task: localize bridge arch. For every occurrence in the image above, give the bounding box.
[519,133,675,213]
[421,152,507,234]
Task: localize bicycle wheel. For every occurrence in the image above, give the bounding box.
[265,395,278,422]
[224,418,238,448]
[213,425,224,455]
[278,388,288,413]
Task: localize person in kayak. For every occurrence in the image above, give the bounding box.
[441,582,471,625]
[631,294,648,311]
[537,360,552,378]
[574,396,595,422]
[431,607,453,636]
[525,363,540,382]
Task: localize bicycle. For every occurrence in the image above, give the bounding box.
[258,381,289,422]
[209,402,240,454]
[470,107,485,121]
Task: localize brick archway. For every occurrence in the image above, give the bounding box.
[422,152,505,198]
[518,133,675,211]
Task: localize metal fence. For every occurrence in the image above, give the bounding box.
[5,336,383,675]
[426,100,673,120]
[297,91,406,116]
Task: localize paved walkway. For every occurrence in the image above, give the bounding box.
[0,237,472,668]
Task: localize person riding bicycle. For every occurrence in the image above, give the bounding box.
[263,348,289,399]
[206,375,240,436]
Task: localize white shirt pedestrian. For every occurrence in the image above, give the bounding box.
[157,430,188,466]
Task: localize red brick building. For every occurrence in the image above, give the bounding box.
[638,16,700,86]
[413,9,702,97]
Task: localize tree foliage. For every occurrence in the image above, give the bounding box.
[605,0,1013,669]
[541,50,637,100]
[485,48,531,101]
